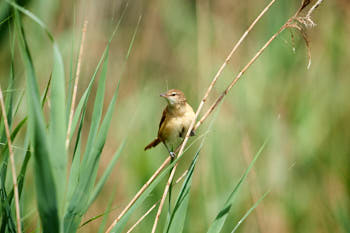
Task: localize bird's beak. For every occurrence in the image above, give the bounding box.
[160,93,167,98]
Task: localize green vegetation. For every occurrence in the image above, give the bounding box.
[0,0,349,233]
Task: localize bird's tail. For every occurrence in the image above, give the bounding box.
[144,138,161,151]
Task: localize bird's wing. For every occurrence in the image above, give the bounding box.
[158,108,167,129]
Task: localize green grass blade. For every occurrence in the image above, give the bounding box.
[65,19,121,229]
[84,82,120,207]
[12,89,25,119]
[164,151,199,233]
[0,160,16,233]
[1,74,51,158]
[13,8,59,233]
[78,187,118,232]
[0,57,14,148]
[7,0,55,41]
[49,42,67,218]
[66,83,89,205]
[0,15,21,233]
[79,205,120,230]
[207,139,268,233]
[87,140,126,207]
[66,133,82,204]
[7,126,30,204]
[63,82,120,232]
[41,74,52,108]
[230,191,269,233]
[97,186,118,233]
[81,49,109,161]
[66,6,77,122]
[8,151,31,203]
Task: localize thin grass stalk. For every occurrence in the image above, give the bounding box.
[196,17,303,127]
[195,24,285,128]
[66,19,88,148]
[195,0,276,109]
[175,169,188,184]
[151,163,178,233]
[0,85,22,233]
[126,202,158,233]
[195,0,321,129]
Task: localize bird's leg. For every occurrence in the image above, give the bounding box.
[163,142,176,158]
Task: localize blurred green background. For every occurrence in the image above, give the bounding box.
[0,0,349,232]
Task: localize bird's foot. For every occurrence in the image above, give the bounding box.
[169,152,176,158]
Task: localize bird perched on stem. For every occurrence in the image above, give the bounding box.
[144,89,195,157]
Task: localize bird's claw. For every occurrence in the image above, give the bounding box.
[169,152,176,158]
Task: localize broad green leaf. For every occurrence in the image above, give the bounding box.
[13,8,59,233]
[164,151,199,233]
[207,139,268,233]
[7,71,52,204]
[49,38,67,217]
[66,134,81,204]
[9,0,68,215]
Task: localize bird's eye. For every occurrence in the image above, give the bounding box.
[171,93,176,96]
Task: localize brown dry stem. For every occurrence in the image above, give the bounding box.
[126,201,159,233]
[66,19,88,148]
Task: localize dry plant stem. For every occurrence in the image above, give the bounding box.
[307,0,323,18]
[196,24,287,128]
[126,202,158,233]
[195,0,322,130]
[151,163,178,233]
[176,169,188,184]
[194,0,276,130]
[106,1,277,231]
[105,157,171,233]
[66,19,88,148]
[0,85,22,233]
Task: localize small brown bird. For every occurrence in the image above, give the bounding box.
[144,89,195,157]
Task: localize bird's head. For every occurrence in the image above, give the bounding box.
[160,89,186,106]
